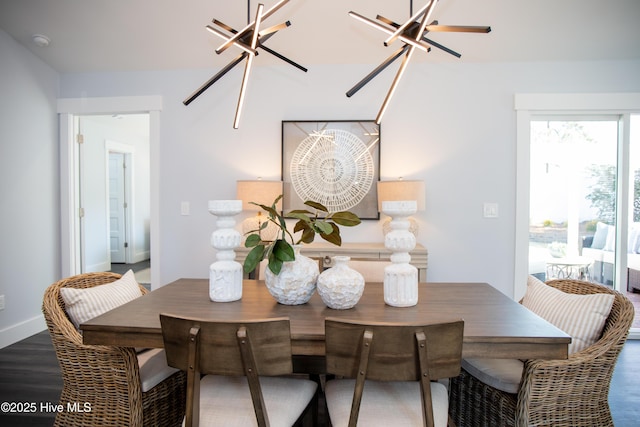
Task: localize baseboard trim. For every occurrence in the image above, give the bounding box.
[0,314,47,349]
[133,251,150,264]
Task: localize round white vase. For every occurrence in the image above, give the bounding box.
[264,245,318,305]
[208,200,243,302]
[317,256,365,309]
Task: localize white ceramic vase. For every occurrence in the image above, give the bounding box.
[382,200,419,307]
[208,200,243,302]
[264,245,319,305]
[317,256,365,309]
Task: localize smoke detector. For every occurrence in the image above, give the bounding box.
[32,34,50,47]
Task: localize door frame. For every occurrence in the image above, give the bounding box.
[58,96,162,287]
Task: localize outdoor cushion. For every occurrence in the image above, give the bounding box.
[591,221,609,249]
[522,275,614,354]
[60,270,143,329]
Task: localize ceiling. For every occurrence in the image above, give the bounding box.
[1,0,639,74]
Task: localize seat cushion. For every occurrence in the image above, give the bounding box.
[194,374,317,426]
[461,358,523,394]
[325,379,449,427]
[522,275,615,354]
[137,348,180,393]
[60,270,143,329]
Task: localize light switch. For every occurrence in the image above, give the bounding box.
[181,201,190,216]
[483,202,498,218]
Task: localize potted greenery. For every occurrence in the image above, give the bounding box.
[243,195,361,304]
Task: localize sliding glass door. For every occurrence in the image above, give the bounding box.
[528,114,640,299]
[528,119,620,286]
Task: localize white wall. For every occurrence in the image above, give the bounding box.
[0,29,59,347]
[58,59,640,296]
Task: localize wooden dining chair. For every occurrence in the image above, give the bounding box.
[159,314,318,427]
[324,318,464,427]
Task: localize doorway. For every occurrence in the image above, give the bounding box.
[58,95,162,288]
[77,115,150,276]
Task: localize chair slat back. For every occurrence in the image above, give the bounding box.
[325,318,464,381]
[160,314,293,376]
[160,315,293,427]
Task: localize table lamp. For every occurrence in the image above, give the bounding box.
[236,179,283,241]
[377,179,425,236]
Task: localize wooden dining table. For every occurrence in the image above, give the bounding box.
[81,279,570,372]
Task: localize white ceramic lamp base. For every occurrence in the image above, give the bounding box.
[382,201,418,307]
[208,200,243,302]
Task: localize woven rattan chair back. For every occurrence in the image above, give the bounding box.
[42,272,185,427]
[325,318,464,427]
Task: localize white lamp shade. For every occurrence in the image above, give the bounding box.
[236,180,283,211]
[377,180,425,212]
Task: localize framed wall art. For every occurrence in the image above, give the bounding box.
[282,120,381,219]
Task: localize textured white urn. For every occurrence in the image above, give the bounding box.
[382,201,418,307]
[317,256,365,309]
[208,200,243,302]
[264,245,319,305]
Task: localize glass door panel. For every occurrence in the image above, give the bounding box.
[529,119,619,286]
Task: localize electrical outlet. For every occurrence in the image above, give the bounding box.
[0,295,5,310]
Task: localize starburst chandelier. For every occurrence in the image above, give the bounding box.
[347,0,491,124]
[184,0,306,129]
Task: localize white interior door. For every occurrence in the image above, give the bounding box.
[109,152,127,263]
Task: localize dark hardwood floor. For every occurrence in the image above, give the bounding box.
[0,329,638,426]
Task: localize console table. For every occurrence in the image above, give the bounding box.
[235,242,428,282]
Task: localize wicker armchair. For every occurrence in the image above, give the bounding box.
[42,272,186,427]
[449,279,635,427]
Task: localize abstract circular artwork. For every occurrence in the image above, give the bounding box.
[289,129,374,212]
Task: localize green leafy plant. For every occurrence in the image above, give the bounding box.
[243,195,361,276]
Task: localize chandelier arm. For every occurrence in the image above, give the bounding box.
[375,47,416,124]
[425,25,491,33]
[414,0,439,42]
[206,25,257,56]
[346,45,409,98]
[183,53,247,106]
[216,0,290,55]
[212,19,236,33]
[258,45,308,72]
[421,36,461,58]
[233,3,264,129]
[258,21,290,37]
[348,11,430,53]
[375,15,399,27]
[383,1,431,47]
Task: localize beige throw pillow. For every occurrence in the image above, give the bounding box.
[60,270,143,329]
[522,275,614,354]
